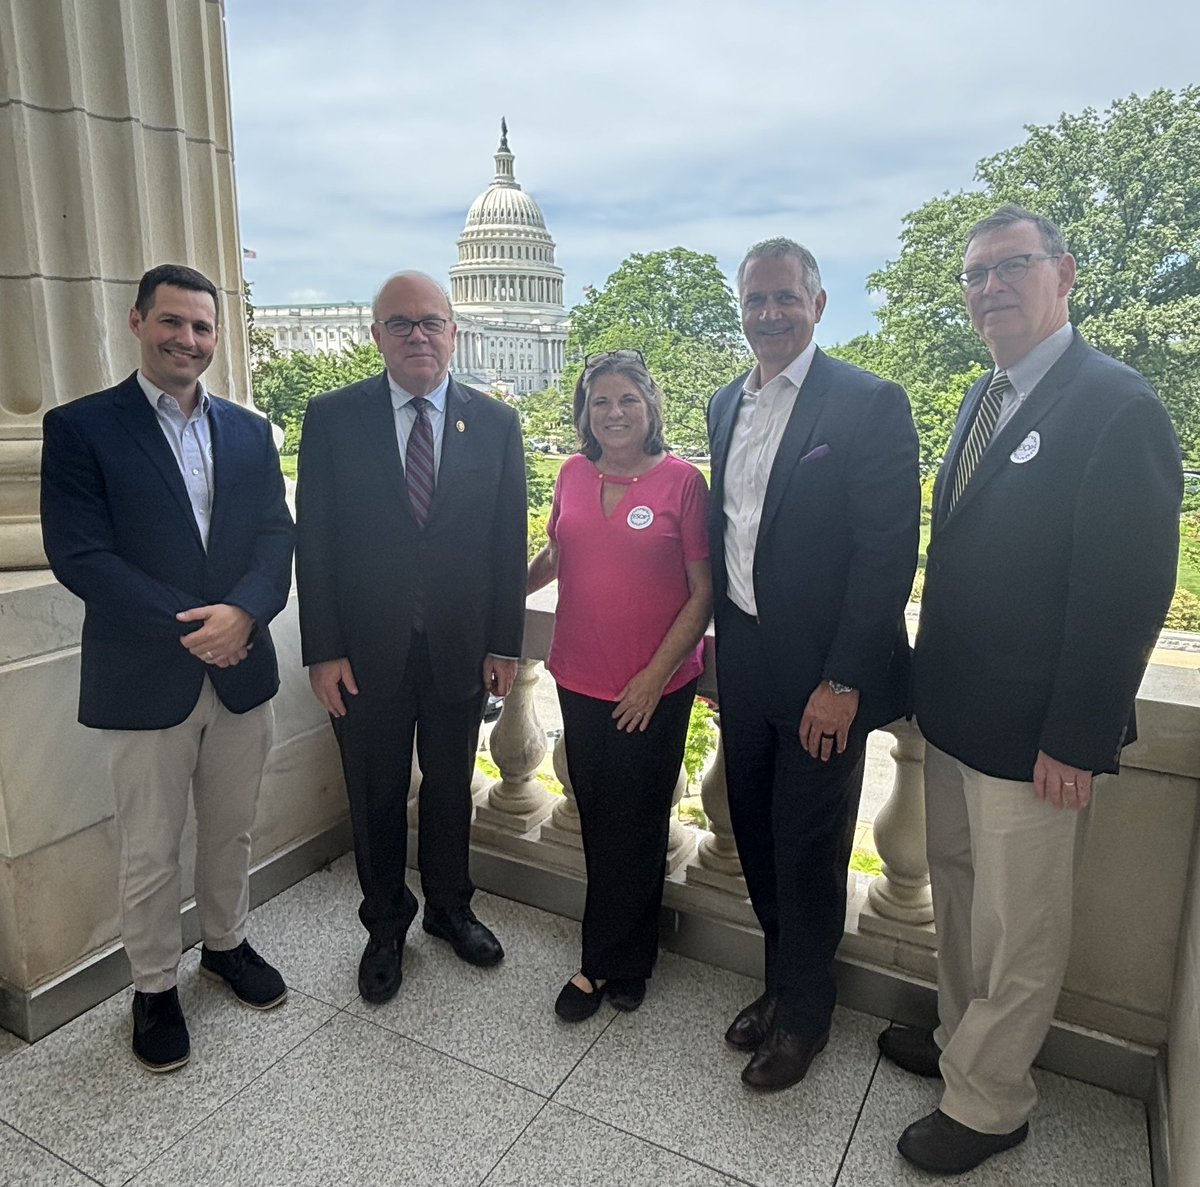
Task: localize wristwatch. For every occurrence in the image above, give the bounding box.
[827,680,857,695]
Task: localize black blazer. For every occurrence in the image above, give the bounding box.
[295,374,527,703]
[913,331,1182,780]
[40,373,295,730]
[707,349,921,732]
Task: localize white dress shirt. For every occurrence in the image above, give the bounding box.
[389,372,449,479]
[722,341,818,615]
[138,371,214,548]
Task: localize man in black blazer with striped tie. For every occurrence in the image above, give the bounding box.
[296,272,526,1005]
[881,206,1181,1175]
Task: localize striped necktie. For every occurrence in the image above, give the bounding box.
[405,397,435,527]
[948,370,1011,512]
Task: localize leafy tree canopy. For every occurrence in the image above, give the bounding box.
[858,87,1200,456]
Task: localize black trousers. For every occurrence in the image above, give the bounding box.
[716,604,865,1035]
[557,678,698,981]
[332,632,485,942]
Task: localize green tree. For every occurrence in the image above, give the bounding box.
[566,249,751,453]
[863,87,1200,456]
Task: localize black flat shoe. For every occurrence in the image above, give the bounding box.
[606,977,646,1012]
[554,975,604,1022]
[725,991,775,1051]
[423,906,504,967]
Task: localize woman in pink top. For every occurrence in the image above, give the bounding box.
[528,350,712,1022]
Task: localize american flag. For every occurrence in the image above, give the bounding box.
[243,247,257,260]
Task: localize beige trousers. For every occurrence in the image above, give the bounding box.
[103,678,273,993]
[924,742,1091,1133]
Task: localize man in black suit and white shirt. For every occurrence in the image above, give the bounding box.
[296,271,526,1004]
[707,239,920,1091]
[881,206,1181,1175]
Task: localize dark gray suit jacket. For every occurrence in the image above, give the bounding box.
[295,374,526,703]
[914,330,1182,779]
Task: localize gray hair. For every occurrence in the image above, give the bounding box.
[371,270,455,320]
[736,238,823,299]
[965,204,1067,257]
[572,354,666,462]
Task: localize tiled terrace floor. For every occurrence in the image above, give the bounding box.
[0,854,1152,1186]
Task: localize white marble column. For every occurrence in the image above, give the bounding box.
[475,660,555,832]
[0,0,251,569]
[685,722,748,895]
[862,718,935,927]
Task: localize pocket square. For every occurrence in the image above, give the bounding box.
[799,443,831,464]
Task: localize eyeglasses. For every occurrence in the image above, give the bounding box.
[584,349,646,368]
[376,317,449,338]
[958,254,1061,292]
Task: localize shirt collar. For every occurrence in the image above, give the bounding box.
[1004,323,1074,396]
[388,372,450,413]
[137,370,210,415]
[743,339,818,397]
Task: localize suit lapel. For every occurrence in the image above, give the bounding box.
[757,350,827,544]
[112,375,205,552]
[943,332,1085,523]
[431,379,473,522]
[709,375,746,512]
[356,372,410,513]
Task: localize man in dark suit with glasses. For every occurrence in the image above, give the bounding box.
[296,271,526,1004]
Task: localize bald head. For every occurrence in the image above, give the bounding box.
[370,271,459,396]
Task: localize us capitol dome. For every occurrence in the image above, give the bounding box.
[255,121,568,396]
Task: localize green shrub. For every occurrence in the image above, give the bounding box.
[684,697,717,784]
[850,848,883,877]
[1165,586,1200,631]
[909,569,925,604]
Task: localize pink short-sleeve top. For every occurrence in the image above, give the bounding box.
[546,452,710,702]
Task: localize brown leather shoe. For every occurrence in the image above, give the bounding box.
[741,1024,829,1091]
[898,1108,1028,1174]
[724,992,776,1051]
[877,1025,943,1078]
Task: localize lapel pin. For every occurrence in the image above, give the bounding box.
[1010,430,1040,464]
[456,419,465,433]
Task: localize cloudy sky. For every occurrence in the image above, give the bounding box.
[225,0,1198,347]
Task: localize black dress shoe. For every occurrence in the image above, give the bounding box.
[200,940,287,1009]
[606,977,646,1012]
[423,906,504,967]
[554,975,604,1022]
[724,991,775,1051]
[132,987,190,1072]
[877,1024,943,1077]
[741,1024,829,1091]
[898,1108,1029,1174]
[358,936,402,1003]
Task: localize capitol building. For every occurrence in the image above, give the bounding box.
[254,122,568,395]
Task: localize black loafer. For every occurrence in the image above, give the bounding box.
[898,1108,1029,1174]
[200,940,287,1009]
[132,987,190,1072]
[741,1024,829,1091]
[725,991,775,1051]
[606,977,646,1012]
[555,975,604,1022]
[423,906,504,967]
[878,1024,943,1077]
[358,936,402,1003]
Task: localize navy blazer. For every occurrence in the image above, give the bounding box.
[707,349,921,733]
[295,374,527,703]
[40,373,295,730]
[914,331,1182,779]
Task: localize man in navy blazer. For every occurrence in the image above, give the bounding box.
[41,264,295,1072]
[707,239,920,1091]
[296,271,526,1005]
[881,207,1181,1175]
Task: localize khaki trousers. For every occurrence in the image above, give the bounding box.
[103,679,273,993]
[924,742,1091,1133]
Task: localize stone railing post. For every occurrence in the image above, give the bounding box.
[666,763,697,872]
[475,659,554,832]
[865,718,934,925]
[685,720,747,895]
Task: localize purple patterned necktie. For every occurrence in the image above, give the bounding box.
[406,397,435,527]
